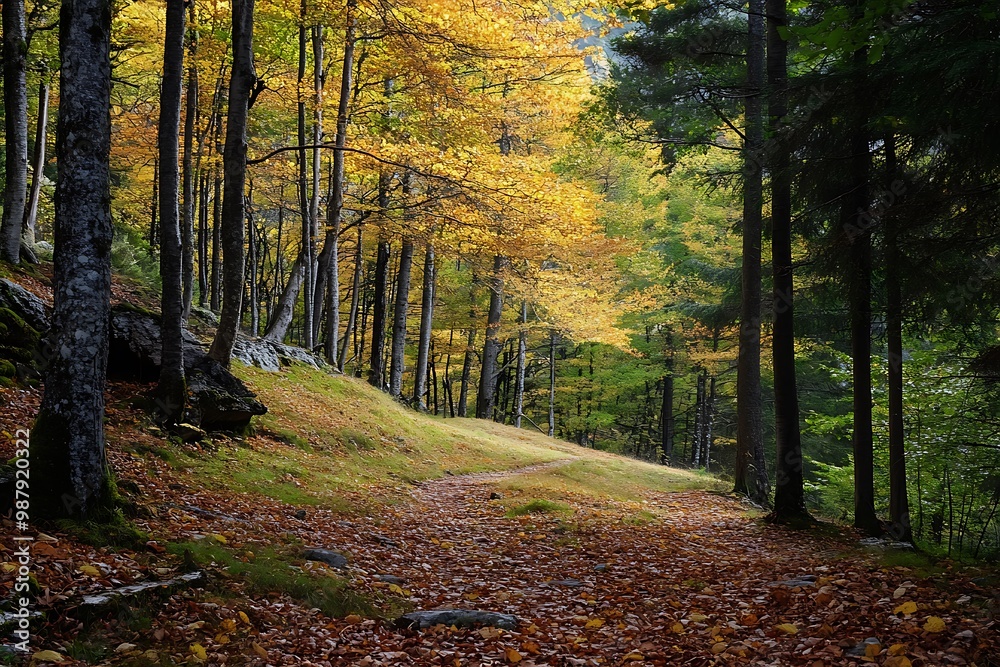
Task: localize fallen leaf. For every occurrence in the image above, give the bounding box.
[505,647,522,663]
[585,618,605,629]
[923,616,946,633]
[31,650,65,662]
[885,657,913,667]
[252,642,268,659]
[894,601,918,615]
[774,623,798,635]
[865,642,882,657]
[190,643,208,661]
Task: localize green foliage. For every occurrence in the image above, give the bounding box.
[168,540,382,618]
[505,498,570,517]
[111,224,160,288]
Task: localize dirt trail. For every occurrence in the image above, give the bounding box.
[9,457,997,666]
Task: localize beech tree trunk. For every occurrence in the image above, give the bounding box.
[23,80,49,246]
[768,0,807,520]
[514,301,527,428]
[210,172,222,311]
[548,330,556,437]
[389,237,414,398]
[339,225,363,371]
[661,354,675,463]
[297,6,315,350]
[734,0,769,504]
[198,173,209,307]
[181,28,198,321]
[208,0,255,366]
[1,0,28,263]
[477,255,505,420]
[155,0,187,423]
[368,231,391,388]
[326,3,356,364]
[414,243,435,409]
[262,254,305,342]
[459,322,475,417]
[31,0,113,517]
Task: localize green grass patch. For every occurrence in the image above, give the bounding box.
[505,498,570,517]
[168,540,387,618]
[877,549,947,577]
[499,458,724,503]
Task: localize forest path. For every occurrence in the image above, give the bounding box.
[252,462,994,666]
[17,452,996,666]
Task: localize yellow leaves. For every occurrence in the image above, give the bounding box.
[252,642,269,660]
[584,618,605,629]
[885,657,913,667]
[78,564,101,577]
[238,611,251,625]
[894,601,918,615]
[923,616,946,633]
[189,643,208,661]
[504,647,522,663]
[774,623,799,635]
[671,622,685,634]
[865,642,882,657]
[31,650,66,662]
[622,651,645,662]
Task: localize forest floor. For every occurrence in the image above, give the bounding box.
[2,362,999,666]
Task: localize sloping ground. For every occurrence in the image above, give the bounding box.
[1,363,998,666]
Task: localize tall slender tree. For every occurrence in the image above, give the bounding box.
[734,0,769,504]
[156,0,188,423]
[1,0,28,263]
[768,0,808,521]
[209,0,256,366]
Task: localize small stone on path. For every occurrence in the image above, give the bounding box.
[377,574,406,585]
[303,548,348,569]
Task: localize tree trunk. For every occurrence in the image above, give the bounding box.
[1,0,28,263]
[692,373,704,467]
[297,4,315,350]
[150,159,159,254]
[30,0,113,517]
[885,133,911,542]
[155,0,187,423]
[181,31,198,321]
[262,253,305,342]
[389,236,414,398]
[661,356,675,463]
[768,0,807,520]
[339,224,363,371]
[368,232,391,388]
[23,79,49,246]
[704,375,716,472]
[210,172,222,311]
[734,0,769,504]
[477,255,505,419]
[198,173,209,307]
[514,301,527,428]
[846,44,881,536]
[208,0,255,366]
[326,5,356,363]
[414,242,435,409]
[459,322,475,417]
[247,204,259,336]
[310,23,325,348]
[548,329,556,437]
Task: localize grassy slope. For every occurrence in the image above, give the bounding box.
[164,362,719,513]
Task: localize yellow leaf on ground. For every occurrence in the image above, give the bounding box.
[923,616,946,633]
[344,614,363,624]
[505,647,522,663]
[189,643,208,661]
[388,583,405,595]
[688,613,707,622]
[623,652,644,662]
[31,650,65,662]
[888,644,907,656]
[238,611,251,625]
[885,657,913,667]
[894,601,918,615]
[78,565,101,577]
[671,623,685,634]
[865,642,882,657]
[774,623,798,635]
[252,642,268,659]
[711,642,728,654]
[220,618,237,633]
[207,534,227,544]
[585,618,605,629]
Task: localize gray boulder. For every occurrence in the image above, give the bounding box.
[0,279,49,333]
[303,548,348,569]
